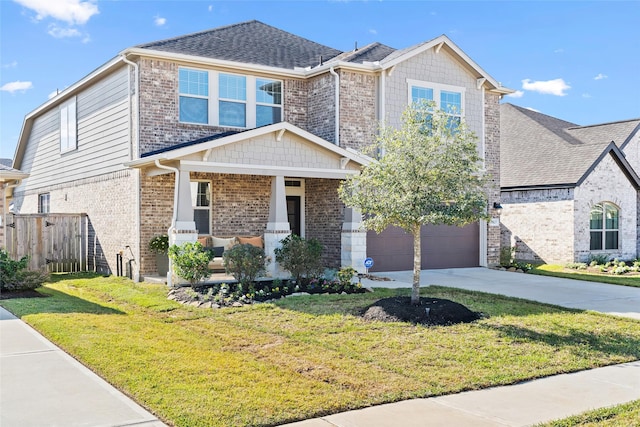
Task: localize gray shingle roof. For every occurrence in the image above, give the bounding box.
[500,103,640,188]
[0,158,12,167]
[136,20,344,69]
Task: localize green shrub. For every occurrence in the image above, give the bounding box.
[337,266,357,286]
[565,262,588,270]
[149,234,169,254]
[587,254,610,266]
[274,235,324,283]
[499,246,515,267]
[168,242,213,288]
[223,244,266,294]
[0,249,49,292]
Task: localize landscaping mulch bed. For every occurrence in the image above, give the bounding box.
[361,296,482,326]
[0,289,47,300]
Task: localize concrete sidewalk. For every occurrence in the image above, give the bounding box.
[0,306,166,427]
[281,361,640,427]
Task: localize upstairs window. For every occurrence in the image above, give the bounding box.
[179,67,282,128]
[60,97,77,152]
[408,80,464,129]
[590,202,619,250]
[179,69,209,124]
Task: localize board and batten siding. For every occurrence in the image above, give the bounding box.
[19,66,131,192]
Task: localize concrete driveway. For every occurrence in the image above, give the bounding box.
[365,267,640,320]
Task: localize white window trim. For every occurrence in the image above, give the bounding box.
[589,202,620,251]
[406,79,466,117]
[179,67,283,129]
[60,97,77,153]
[191,180,212,236]
[38,193,50,214]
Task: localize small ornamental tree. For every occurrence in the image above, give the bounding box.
[223,244,266,294]
[339,102,488,304]
[168,242,213,288]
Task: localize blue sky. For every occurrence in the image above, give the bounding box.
[1,0,639,160]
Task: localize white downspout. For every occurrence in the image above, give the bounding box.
[329,67,340,146]
[121,55,139,161]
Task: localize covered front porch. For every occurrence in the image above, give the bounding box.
[127,122,371,284]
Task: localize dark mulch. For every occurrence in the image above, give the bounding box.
[361,296,482,326]
[0,289,47,300]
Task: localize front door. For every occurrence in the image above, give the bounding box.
[286,196,301,236]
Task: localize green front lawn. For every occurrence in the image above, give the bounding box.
[537,399,640,426]
[531,265,640,288]
[2,273,640,427]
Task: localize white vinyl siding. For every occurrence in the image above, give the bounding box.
[19,66,130,191]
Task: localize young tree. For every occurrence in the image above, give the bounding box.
[339,102,488,304]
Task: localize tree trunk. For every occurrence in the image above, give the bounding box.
[411,223,421,305]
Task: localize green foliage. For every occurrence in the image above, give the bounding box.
[500,246,515,267]
[339,102,488,303]
[0,249,49,292]
[168,242,213,287]
[222,244,266,294]
[337,266,357,286]
[565,262,588,270]
[274,234,324,283]
[587,254,611,265]
[148,234,169,254]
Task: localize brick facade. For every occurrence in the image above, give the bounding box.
[501,153,638,264]
[305,178,344,268]
[484,92,502,266]
[338,70,378,151]
[306,73,336,143]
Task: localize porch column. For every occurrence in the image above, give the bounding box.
[341,207,367,273]
[264,175,290,278]
[168,169,197,286]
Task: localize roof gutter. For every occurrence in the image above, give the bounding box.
[120,55,139,161]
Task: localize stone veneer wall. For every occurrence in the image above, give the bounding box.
[484,92,502,266]
[574,153,637,261]
[338,70,377,151]
[14,170,138,275]
[305,179,343,268]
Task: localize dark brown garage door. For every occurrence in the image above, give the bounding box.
[366,223,479,271]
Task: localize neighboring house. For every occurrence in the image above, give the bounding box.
[11,20,511,281]
[500,103,640,264]
[0,159,29,248]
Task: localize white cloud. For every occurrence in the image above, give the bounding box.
[594,73,608,80]
[154,15,166,27]
[521,78,571,96]
[48,23,81,38]
[554,48,564,54]
[524,107,540,113]
[506,90,524,99]
[369,28,377,35]
[208,5,213,12]
[14,0,99,25]
[582,93,592,98]
[1,80,34,93]
[2,60,18,69]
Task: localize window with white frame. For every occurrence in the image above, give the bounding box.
[38,193,50,214]
[191,181,211,235]
[179,67,282,128]
[590,202,619,250]
[408,79,465,128]
[60,97,77,152]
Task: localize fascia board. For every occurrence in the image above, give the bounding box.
[380,35,513,94]
[123,48,308,79]
[179,160,360,180]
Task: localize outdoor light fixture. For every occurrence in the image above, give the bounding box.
[493,202,503,211]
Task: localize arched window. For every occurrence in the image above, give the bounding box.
[590,202,619,250]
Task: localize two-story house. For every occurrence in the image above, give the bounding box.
[10,20,511,281]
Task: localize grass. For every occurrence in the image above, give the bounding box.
[537,399,640,426]
[531,265,640,288]
[2,273,640,427]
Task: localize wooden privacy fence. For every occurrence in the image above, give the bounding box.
[4,213,89,272]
